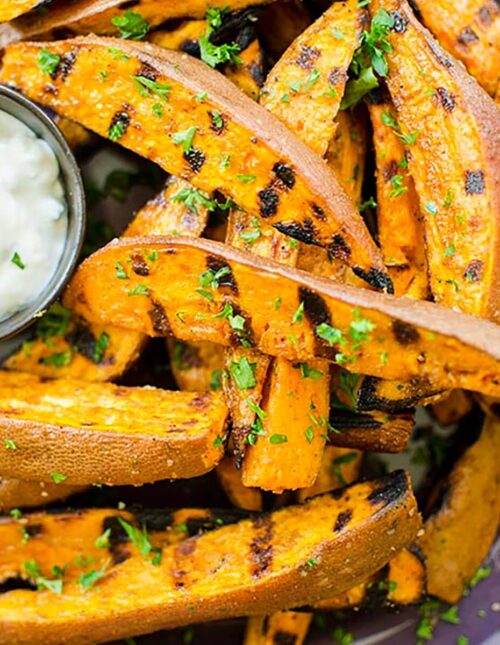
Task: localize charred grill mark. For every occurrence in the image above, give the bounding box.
[132,508,173,532]
[184,148,206,173]
[207,255,238,293]
[25,524,43,538]
[184,510,248,536]
[392,319,420,345]
[209,110,226,135]
[66,323,98,362]
[390,11,408,32]
[457,26,479,46]
[250,514,274,578]
[328,67,345,85]
[273,632,298,645]
[356,376,442,412]
[465,170,485,194]
[464,259,484,282]
[272,162,296,189]
[0,578,37,594]
[102,515,131,565]
[368,470,407,505]
[299,287,332,326]
[109,110,130,137]
[259,187,280,217]
[137,63,158,81]
[331,488,344,500]
[148,300,171,335]
[295,45,321,70]
[57,51,77,82]
[176,537,197,557]
[329,233,351,262]
[250,61,265,87]
[189,393,211,410]
[383,160,399,181]
[180,39,200,57]
[311,203,326,222]
[274,219,319,246]
[353,267,394,293]
[130,252,150,276]
[334,509,353,533]
[435,87,456,111]
[330,409,382,429]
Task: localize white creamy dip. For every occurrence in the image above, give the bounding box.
[0,110,67,321]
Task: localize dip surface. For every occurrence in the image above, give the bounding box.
[0,110,67,322]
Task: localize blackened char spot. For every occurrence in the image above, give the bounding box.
[274,632,298,645]
[311,203,326,221]
[299,287,332,326]
[357,375,442,412]
[329,234,351,262]
[148,300,171,334]
[353,267,394,293]
[367,470,408,505]
[250,61,265,87]
[328,67,343,85]
[137,63,158,81]
[180,39,200,57]
[250,514,274,578]
[334,509,353,533]
[390,11,408,32]
[119,0,140,8]
[25,524,43,538]
[44,83,58,96]
[392,319,420,345]
[132,507,173,532]
[274,219,319,245]
[207,255,238,293]
[0,578,37,593]
[185,510,248,536]
[184,148,205,173]
[109,110,130,137]
[130,252,149,276]
[102,515,131,565]
[209,110,226,134]
[464,259,484,282]
[465,170,485,194]
[330,409,382,429]
[57,51,77,82]
[458,26,479,46]
[66,323,98,362]
[435,87,456,111]
[259,187,280,218]
[331,488,343,500]
[295,45,321,70]
[272,162,296,189]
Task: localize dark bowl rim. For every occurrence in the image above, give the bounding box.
[0,84,86,342]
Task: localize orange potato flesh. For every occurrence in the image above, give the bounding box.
[0,478,84,512]
[429,388,473,426]
[414,0,500,98]
[260,0,366,156]
[225,39,265,101]
[387,545,426,605]
[167,338,224,392]
[216,458,263,511]
[149,20,207,51]
[244,612,312,645]
[371,0,500,320]
[0,371,227,486]
[0,0,39,22]
[0,36,390,289]
[329,408,414,453]
[0,472,420,645]
[369,100,429,299]
[64,236,500,397]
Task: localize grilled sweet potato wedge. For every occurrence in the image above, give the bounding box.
[225,38,265,100]
[371,0,500,320]
[0,0,272,48]
[0,472,420,645]
[329,409,414,453]
[167,339,224,392]
[369,98,429,299]
[0,371,227,486]
[0,37,390,288]
[430,388,474,426]
[0,0,41,23]
[216,458,263,511]
[64,237,500,397]
[260,0,366,155]
[354,374,445,412]
[0,478,83,512]
[419,415,500,603]
[245,612,312,645]
[413,0,500,98]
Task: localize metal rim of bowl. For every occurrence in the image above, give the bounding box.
[0,84,86,342]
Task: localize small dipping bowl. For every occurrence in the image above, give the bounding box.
[0,85,86,348]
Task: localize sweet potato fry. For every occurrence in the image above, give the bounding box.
[0,472,420,645]
[418,415,500,602]
[0,36,390,289]
[64,236,500,397]
[0,478,84,512]
[354,374,446,412]
[413,0,500,98]
[260,0,366,155]
[329,409,415,453]
[0,371,227,486]
[371,0,500,320]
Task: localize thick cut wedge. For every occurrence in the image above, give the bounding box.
[329,409,414,453]
[0,478,84,512]
[0,0,41,22]
[64,237,500,397]
[414,0,500,98]
[245,612,312,645]
[260,0,366,155]
[0,37,390,289]
[0,0,272,47]
[0,472,420,645]
[369,98,429,299]
[419,415,500,602]
[0,371,227,486]
[354,375,445,412]
[429,388,473,426]
[372,0,500,319]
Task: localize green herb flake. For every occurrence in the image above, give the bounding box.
[172,186,217,213]
[196,91,208,103]
[332,626,354,645]
[4,438,16,450]
[92,332,110,364]
[331,27,345,40]
[389,174,407,198]
[273,297,282,310]
[237,174,257,184]
[38,49,60,75]
[213,435,224,448]
[292,301,305,324]
[467,565,491,589]
[108,121,127,141]
[444,243,456,257]
[304,69,320,92]
[117,517,161,565]
[358,196,377,212]
[316,323,345,346]
[210,369,222,391]
[229,357,257,389]
[304,427,315,444]
[199,34,241,68]
[11,252,25,270]
[108,47,129,61]
[398,130,420,146]
[133,75,171,101]
[172,126,197,152]
[269,433,288,444]
[440,606,460,624]
[50,471,67,484]
[41,351,72,367]
[95,529,111,549]
[331,452,358,486]
[111,10,150,40]
[127,284,149,297]
[296,362,324,381]
[115,261,129,280]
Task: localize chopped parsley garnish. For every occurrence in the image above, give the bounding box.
[239,218,262,243]
[389,174,407,198]
[92,332,110,364]
[111,10,150,40]
[358,196,377,212]
[210,110,224,130]
[304,427,315,444]
[467,565,491,589]
[152,103,163,118]
[172,126,197,152]
[78,565,107,591]
[108,47,129,61]
[38,49,60,75]
[349,308,376,348]
[199,266,231,291]
[115,261,129,279]
[304,69,320,92]
[95,529,111,549]
[213,435,224,448]
[108,121,127,141]
[133,76,171,101]
[381,111,399,129]
[292,301,305,324]
[269,433,288,444]
[24,560,63,594]
[229,357,257,389]
[117,517,162,565]
[398,130,420,146]
[210,369,223,391]
[237,174,257,184]
[273,298,282,310]
[440,606,460,624]
[10,508,22,520]
[172,186,217,213]
[444,189,453,208]
[41,351,72,367]
[36,302,72,343]
[444,243,456,257]
[323,84,338,99]
[341,67,379,110]
[4,438,16,450]
[331,626,354,645]
[50,471,67,484]
[316,323,345,346]
[127,284,149,296]
[199,35,241,68]
[11,252,25,270]
[305,558,318,568]
[331,27,345,40]
[295,362,324,381]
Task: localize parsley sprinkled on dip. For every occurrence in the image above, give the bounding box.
[0,110,67,321]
